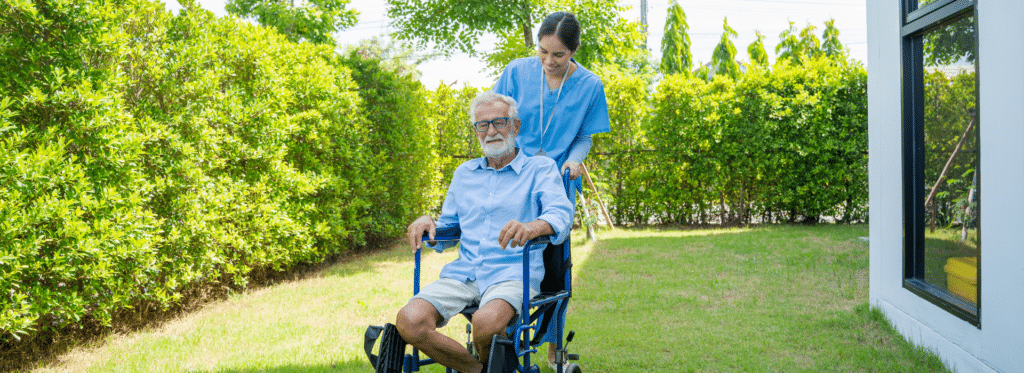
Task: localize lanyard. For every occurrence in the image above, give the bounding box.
[537,62,571,156]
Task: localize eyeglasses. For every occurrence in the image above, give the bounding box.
[473,117,512,132]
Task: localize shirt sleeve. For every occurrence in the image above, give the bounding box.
[580,77,612,136]
[426,167,464,253]
[492,59,518,97]
[564,134,592,164]
[534,161,574,245]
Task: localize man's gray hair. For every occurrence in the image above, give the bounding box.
[469,91,519,124]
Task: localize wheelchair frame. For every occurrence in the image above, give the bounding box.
[407,169,581,373]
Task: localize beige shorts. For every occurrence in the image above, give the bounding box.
[412,278,538,328]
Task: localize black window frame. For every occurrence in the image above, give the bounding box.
[901,0,981,327]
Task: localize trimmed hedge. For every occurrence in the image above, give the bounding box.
[0,0,436,346]
[425,82,481,203]
[587,57,868,225]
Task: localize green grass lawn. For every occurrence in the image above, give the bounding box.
[33,225,949,372]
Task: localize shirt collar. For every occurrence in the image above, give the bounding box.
[472,148,527,174]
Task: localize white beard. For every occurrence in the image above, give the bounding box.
[480,133,516,158]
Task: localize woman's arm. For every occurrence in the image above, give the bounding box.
[565,134,592,164]
[561,134,592,178]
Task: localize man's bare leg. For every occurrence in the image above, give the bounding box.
[397,298,483,373]
[471,299,516,365]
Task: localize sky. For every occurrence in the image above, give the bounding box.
[163,0,867,89]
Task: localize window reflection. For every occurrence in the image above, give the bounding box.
[921,15,978,306]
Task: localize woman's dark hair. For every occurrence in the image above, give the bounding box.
[537,12,580,52]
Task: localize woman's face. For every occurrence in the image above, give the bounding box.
[538,35,575,77]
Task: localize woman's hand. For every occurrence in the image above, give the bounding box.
[561,161,582,179]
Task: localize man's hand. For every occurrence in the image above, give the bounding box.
[407,215,436,252]
[498,220,554,250]
[561,161,582,179]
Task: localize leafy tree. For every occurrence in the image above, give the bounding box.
[344,36,437,80]
[747,31,769,68]
[798,22,822,59]
[711,17,740,79]
[775,21,803,64]
[776,21,824,65]
[385,0,534,57]
[386,0,649,75]
[694,62,711,81]
[482,26,538,76]
[660,0,692,76]
[563,0,649,73]
[821,18,847,58]
[225,0,359,45]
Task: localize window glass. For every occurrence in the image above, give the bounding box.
[920,14,978,306]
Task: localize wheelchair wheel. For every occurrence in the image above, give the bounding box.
[563,362,582,373]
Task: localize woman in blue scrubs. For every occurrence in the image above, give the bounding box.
[493,11,611,180]
[492,11,611,371]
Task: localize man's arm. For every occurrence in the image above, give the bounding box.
[499,158,574,249]
[407,165,466,252]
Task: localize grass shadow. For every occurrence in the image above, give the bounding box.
[195,359,372,373]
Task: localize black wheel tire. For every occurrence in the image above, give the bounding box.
[564,362,582,373]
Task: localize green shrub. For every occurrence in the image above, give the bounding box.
[589,67,655,225]
[0,0,439,347]
[425,82,480,208]
[589,56,867,225]
[339,51,439,240]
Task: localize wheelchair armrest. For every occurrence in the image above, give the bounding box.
[422,224,462,242]
[527,236,552,245]
[421,223,552,245]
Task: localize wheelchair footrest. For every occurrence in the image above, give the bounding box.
[369,323,406,373]
[487,334,519,373]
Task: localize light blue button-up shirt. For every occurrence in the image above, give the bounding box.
[429,149,573,294]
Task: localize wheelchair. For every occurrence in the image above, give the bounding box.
[365,169,583,373]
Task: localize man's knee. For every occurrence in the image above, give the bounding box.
[396,298,440,344]
[472,299,515,337]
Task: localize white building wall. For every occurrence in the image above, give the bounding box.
[867,0,1024,372]
[975,0,1024,371]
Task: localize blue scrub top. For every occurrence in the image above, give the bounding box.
[493,57,611,168]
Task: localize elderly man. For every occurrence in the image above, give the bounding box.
[398,91,573,373]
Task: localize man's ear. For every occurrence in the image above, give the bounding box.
[512,119,521,137]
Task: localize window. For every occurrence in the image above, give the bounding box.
[901,0,980,325]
